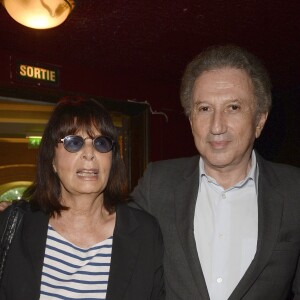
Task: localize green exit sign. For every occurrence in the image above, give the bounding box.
[28,136,42,149]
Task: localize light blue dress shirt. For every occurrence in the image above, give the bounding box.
[194,151,258,300]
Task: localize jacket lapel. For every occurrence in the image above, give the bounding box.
[22,209,49,297]
[229,154,284,300]
[174,156,210,300]
[106,204,140,300]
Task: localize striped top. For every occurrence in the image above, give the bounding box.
[39,225,113,300]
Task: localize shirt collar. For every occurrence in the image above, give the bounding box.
[199,150,258,192]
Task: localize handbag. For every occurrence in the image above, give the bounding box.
[0,200,26,285]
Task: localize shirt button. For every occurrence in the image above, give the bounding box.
[216,277,223,283]
[218,233,224,239]
[221,193,226,199]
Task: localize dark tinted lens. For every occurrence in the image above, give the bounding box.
[93,136,114,153]
[63,136,84,152]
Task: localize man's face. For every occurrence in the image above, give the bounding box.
[189,67,268,174]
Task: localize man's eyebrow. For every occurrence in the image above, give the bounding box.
[227,98,241,103]
[193,98,241,105]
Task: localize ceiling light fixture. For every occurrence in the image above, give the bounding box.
[2,0,75,29]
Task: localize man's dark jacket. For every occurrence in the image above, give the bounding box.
[131,152,300,300]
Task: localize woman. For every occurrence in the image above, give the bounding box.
[0,97,165,299]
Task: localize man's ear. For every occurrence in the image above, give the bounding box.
[255,112,268,138]
[189,115,194,132]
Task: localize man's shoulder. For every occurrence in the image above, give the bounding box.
[117,203,161,230]
[134,156,199,193]
[257,152,300,183]
[150,155,200,171]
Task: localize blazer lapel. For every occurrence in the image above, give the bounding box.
[106,205,140,300]
[22,209,49,297]
[229,155,284,300]
[174,157,210,300]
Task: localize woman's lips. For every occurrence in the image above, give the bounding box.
[76,169,99,177]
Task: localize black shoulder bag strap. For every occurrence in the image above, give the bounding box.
[0,200,26,285]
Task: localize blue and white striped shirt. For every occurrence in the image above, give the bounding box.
[40,225,113,300]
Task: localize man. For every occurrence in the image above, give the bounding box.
[131,45,300,299]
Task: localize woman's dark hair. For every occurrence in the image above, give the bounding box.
[24,96,128,216]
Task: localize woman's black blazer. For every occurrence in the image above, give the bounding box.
[0,202,165,299]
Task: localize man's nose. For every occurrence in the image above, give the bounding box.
[210,110,227,135]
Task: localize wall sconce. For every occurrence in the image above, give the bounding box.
[2,0,75,29]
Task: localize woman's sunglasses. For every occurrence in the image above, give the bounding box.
[59,135,115,153]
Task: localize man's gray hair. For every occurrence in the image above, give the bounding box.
[180,44,272,117]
